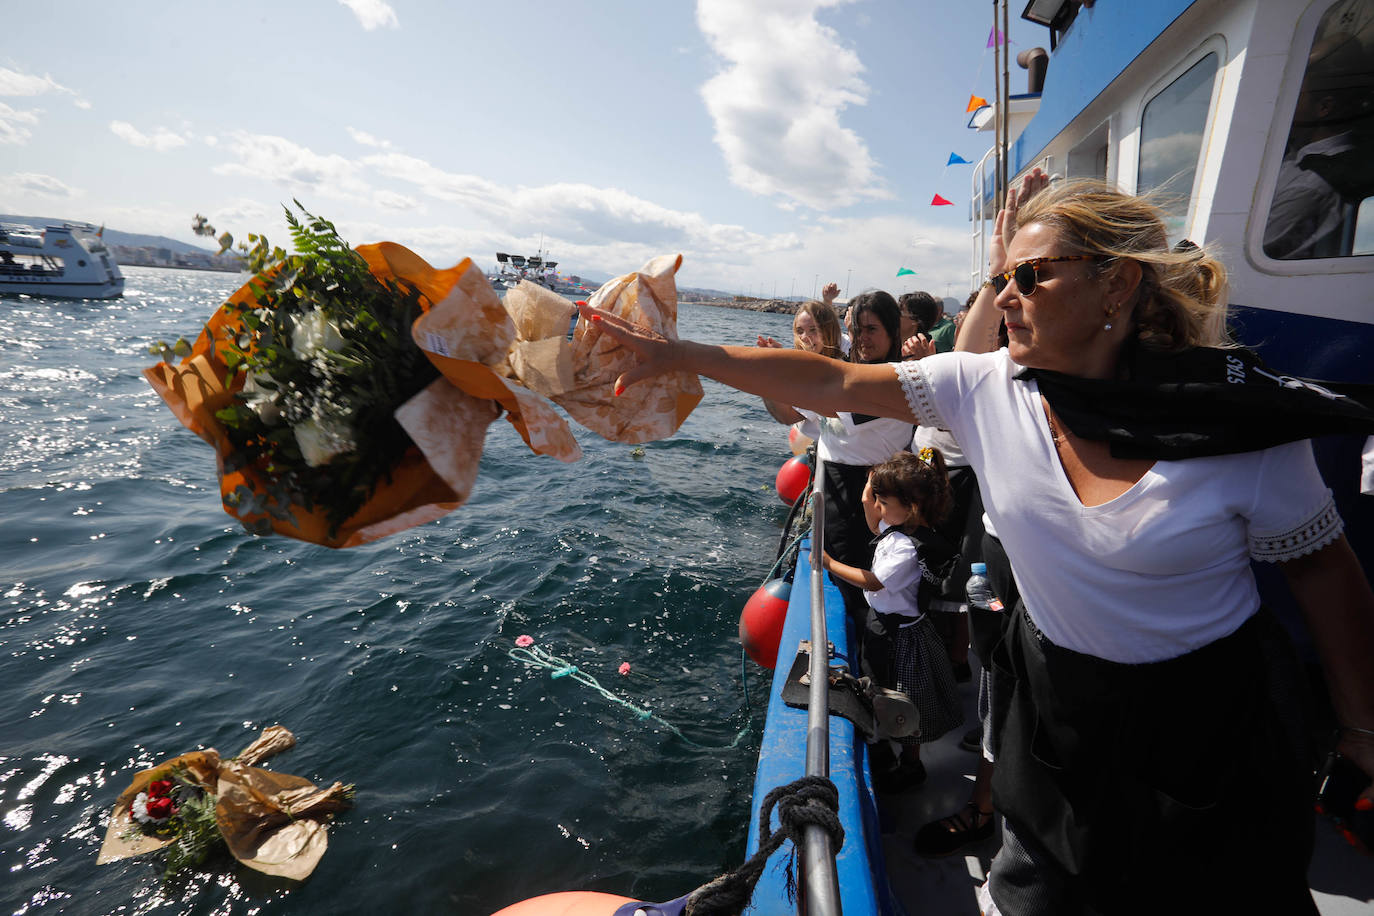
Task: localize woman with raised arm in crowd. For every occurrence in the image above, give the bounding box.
[580,179,1374,915]
[756,292,914,652]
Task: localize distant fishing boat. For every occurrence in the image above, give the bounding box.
[488,249,590,296]
[0,222,125,299]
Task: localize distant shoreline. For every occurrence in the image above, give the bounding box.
[119,261,242,275]
[685,297,798,314]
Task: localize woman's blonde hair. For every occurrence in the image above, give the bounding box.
[793,299,844,360]
[1016,179,1232,350]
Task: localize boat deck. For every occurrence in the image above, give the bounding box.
[877,656,1374,916]
[747,540,1374,914]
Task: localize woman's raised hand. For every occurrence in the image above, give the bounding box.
[901,333,935,360]
[756,335,784,349]
[989,166,1051,274]
[577,302,684,395]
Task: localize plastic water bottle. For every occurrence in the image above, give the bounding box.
[966,562,1001,612]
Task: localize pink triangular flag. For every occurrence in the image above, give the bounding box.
[987,27,1006,48]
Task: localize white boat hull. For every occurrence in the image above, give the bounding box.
[0,221,125,300]
[0,276,125,299]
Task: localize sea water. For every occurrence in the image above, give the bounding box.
[0,267,800,914]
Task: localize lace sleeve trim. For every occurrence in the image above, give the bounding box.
[1249,494,1344,563]
[894,360,944,428]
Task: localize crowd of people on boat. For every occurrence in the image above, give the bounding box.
[580,172,1374,915]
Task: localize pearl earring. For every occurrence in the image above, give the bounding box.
[1104,321,1113,331]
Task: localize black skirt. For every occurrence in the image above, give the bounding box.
[988,604,1316,914]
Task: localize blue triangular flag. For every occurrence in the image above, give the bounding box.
[947,152,971,165]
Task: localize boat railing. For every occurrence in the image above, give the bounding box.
[800,454,843,916]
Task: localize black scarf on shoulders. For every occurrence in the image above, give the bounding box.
[1015,341,1374,460]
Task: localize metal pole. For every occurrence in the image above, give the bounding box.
[801,456,842,916]
[992,0,1002,210]
[1001,0,1011,205]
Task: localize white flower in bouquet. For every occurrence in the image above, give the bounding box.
[291,309,346,360]
[294,414,356,467]
[240,370,281,424]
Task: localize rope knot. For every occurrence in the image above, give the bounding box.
[682,775,843,916]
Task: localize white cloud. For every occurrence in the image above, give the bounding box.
[109,121,189,152]
[213,132,373,201]
[0,67,74,97]
[338,0,399,30]
[74,99,92,110]
[0,102,39,145]
[696,0,888,211]
[0,171,81,198]
[373,189,418,211]
[347,126,393,149]
[199,132,967,296]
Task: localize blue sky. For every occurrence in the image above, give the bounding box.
[0,0,1042,298]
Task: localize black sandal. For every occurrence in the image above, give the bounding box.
[912,802,995,857]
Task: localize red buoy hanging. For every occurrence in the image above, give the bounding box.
[774,453,812,505]
[739,577,792,668]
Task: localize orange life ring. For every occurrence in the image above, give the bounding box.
[490,891,638,916]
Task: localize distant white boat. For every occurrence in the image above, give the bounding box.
[0,222,125,299]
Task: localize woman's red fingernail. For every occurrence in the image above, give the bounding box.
[590,314,603,323]
[614,383,625,397]
[1356,796,1374,812]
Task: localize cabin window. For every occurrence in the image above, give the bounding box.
[1137,53,1219,241]
[1262,0,1374,260]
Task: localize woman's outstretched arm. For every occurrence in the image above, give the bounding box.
[578,303,917,422]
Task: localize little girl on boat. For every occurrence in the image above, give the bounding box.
[821,448,964,791]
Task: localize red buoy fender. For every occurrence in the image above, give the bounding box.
[490,891,637,915]
[787,424,813,456]
[739,577,792,668]
[774,453,812,505]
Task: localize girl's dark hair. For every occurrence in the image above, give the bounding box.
[869,449,953,528]
[847,290,902,363]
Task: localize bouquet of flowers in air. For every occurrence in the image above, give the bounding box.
[146,204,703,548]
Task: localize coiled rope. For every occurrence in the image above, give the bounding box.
[507,643,753,751]
[682,775,844,916]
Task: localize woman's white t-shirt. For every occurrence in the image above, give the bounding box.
[895,350,1342,663]
[793,407,913,467]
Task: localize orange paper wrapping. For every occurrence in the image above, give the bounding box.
[146,245,701,548]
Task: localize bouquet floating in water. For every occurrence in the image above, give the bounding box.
[97,726,353,881]
[146,204,702,547]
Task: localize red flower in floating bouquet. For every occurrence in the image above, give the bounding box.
[146,795,176,820]
[148,779,173,798]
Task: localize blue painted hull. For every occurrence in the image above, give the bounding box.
[743,542,902,916]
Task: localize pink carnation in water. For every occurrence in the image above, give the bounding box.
[515,635,534,648]
[618,662,631,676]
